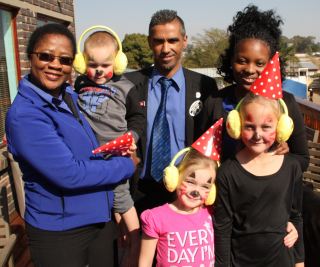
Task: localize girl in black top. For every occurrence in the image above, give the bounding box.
[214,93,304,267]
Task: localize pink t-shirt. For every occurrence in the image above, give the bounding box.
[141,203,215,267]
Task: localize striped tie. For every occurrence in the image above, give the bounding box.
[150,78,172,181]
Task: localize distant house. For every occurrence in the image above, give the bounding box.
[286,60,319,84]
[285,54,319,101]
[299,61,319,76]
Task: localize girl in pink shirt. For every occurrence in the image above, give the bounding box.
[140,148,217,267]
[139,119,223,267]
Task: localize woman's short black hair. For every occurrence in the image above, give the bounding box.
[27,23,76,59]
[217,5,285,83]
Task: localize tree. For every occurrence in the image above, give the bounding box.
[280,36,297,71]
[183,28,228,68]
[122,33,153,69]
[290,36,319,54]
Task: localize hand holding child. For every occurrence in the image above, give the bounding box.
[274,142,289,155]
[120,140,140,167]
[122,139,137,156]
[284,222,298,248]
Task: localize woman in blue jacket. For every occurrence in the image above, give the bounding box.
[5,23,136,267]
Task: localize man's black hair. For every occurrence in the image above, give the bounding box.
[149,9,186,36]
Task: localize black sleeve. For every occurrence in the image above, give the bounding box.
[74,75,83,93]
[74,75,88,94]
[284,93,310,172]
[197,76,222,135]
[125,85,145,142]
[290,162,305,263]
[214,167,233,267]
[302,185,320,267]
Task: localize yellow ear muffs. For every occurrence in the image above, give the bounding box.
[276,99,294,143]
[163,147,191,192]
[73,25,128,75]
[226,99,243,139]
[226,97,294,143]
[205,184,216,205]
[205,160,219,205]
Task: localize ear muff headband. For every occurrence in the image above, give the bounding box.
[169,147,192,167]
[163,147,191,193]
[76,25,124,55]
[226,98,243,139]
[226,97,294,143]
[235,98,243,110]
[279,98,288,115]
[163,147,217,205]
[73,25,128,75]
[277,98,294,143]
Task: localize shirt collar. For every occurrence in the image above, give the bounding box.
[151,67,184,91]
[25,75,68,110]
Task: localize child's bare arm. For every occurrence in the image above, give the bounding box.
[122,206,140,232]
[116,207,140,267]
[139,233,158,267]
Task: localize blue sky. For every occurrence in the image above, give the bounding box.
[74,0,320,43]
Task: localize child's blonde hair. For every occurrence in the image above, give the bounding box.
[84,31,118,54]
[239,92,282,120]
[178,148,218,185]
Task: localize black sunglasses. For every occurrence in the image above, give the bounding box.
[31,52,74,66]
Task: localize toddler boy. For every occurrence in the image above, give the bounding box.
[74,29,143,265]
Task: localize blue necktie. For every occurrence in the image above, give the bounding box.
[150,78,172,181]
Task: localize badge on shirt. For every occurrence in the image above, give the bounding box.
[139,101,146,107]
[189,100,203,117]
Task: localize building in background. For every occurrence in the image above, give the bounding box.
[285,53,320,103]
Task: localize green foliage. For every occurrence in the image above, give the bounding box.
[122,33,153,69]
[121,29,319,70]
[280,36,297,70]
[290,35,319,53]
[183,28,228,68]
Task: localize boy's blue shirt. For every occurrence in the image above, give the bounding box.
[75,74,144,145]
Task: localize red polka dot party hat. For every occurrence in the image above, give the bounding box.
[250,52,283,99]
[92,132,133,155]
[191,118,223,161]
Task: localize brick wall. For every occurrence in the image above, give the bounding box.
[13,0,75,76]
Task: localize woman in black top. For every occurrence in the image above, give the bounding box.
[213,5,309,171]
